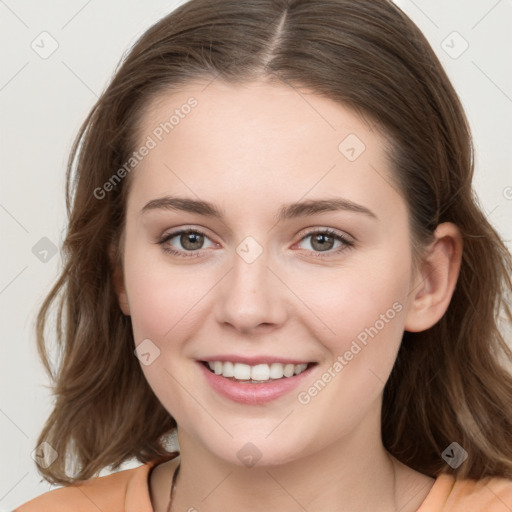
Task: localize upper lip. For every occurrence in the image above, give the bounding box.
[198,355,316,365]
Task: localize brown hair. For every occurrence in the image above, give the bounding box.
[35,0,512,485]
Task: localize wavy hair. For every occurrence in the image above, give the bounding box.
[35,0,512,484]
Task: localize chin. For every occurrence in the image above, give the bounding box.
[202,429,314,469]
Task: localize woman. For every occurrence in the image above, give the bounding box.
[15,0,512,510]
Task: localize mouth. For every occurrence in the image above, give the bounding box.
[197,358,319,405]
[200,360,317,384]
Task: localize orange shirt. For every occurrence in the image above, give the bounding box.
[14,460,512,511]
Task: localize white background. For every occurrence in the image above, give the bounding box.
[1,0,511,509]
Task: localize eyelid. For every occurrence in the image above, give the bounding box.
[157,227,218,250]
[295,225,355,243]
[293,227,355,257]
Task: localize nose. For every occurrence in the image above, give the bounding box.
[215,245,289,335]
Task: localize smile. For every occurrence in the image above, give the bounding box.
[197,359,318,405]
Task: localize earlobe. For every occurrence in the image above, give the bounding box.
[404,222,463,333]
[109,242,131,316]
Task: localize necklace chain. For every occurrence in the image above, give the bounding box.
[165,458,398,511]
[166,462,181,512]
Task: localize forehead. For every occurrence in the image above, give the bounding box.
[138,78,382,152]
[128,79,402,223]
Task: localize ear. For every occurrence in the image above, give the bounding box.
[404,222,463,332]
[109,241,131,316]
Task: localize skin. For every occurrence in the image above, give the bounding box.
[113,79,463,512]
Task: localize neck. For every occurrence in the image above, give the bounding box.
[168,409,429,512]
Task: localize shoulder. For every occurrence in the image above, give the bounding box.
[419,473,512,511]
[13,462,153,512]
[449,475,512,511]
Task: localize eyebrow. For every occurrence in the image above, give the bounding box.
[140,196,377,222]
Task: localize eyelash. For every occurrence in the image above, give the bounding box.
[156,228,355,259]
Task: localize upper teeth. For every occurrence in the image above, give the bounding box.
[207,361,309,381]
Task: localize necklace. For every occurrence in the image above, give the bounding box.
[164,458,397,511]
[165,462,181,512]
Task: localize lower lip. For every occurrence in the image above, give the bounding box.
[197,361,317,405]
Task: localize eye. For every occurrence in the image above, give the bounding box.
[295,228,354,257]
[156,227,354,259]
[157,229,216,258]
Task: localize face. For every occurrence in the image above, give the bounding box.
[116,79,420,467]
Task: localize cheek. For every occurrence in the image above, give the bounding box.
[123,241,204,342]
[125,269,172,342]
[122,245,201,418]
[300,251,410,350]
[292,252,411,435]
[300,246,410,378]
